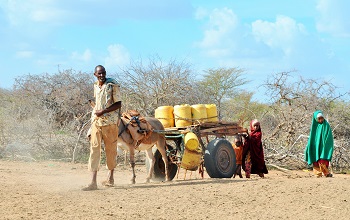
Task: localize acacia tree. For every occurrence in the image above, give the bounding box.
[116,56,196,116]
[261,71,349,169]
[14,69,94,129]
[222,91,268,127]
[197,67,249,120]
[263,71,343,144]
[3,69,94,161]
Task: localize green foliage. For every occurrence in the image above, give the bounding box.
[198,67,249,119]
[221,91,268,127]
[1,61,350,170]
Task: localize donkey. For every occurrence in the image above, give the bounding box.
[117,116,170,184]
[87,100,170,184]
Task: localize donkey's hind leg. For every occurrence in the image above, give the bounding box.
[145,148,155,183]
[156,140,170,181]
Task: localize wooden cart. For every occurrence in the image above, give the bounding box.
[151,121,248,180]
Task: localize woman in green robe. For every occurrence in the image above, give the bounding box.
[305,110,334,177]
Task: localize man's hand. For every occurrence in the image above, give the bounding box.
[94,109,105,117]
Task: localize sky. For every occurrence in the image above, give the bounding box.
[0,0,349,101]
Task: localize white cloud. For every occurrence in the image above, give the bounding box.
[0,0,63,40]
[0,0,193,27]
[316,0,350,37]
[15,51,34,58]
[195,7,239,57]
[1,0,60,26]
[194,9,335,89]
[71,49,92,62]
[30,8,68,24]
[105,44,130,69]
[194,7,208,20]
[252,15,307,56]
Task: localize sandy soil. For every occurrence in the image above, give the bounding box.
[1,160,349,220]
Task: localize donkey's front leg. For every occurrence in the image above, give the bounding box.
[129,147,136,184]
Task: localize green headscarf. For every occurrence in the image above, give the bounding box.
[305,110,334,165]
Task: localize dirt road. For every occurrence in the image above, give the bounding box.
[0,160,349,220]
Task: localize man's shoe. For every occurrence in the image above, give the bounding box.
[82,183,98,191]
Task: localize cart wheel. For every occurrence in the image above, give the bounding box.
[204,138,236,178]
[151,145,178,181]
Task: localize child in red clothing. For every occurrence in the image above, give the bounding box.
[232,135,243,178]
[242,119,268,178]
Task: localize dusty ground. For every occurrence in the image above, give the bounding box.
[0,160,349,220]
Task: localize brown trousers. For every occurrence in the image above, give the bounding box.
[88,122,118,172]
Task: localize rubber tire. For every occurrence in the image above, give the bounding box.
[204,138,236,178]
[151,145,178,181]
